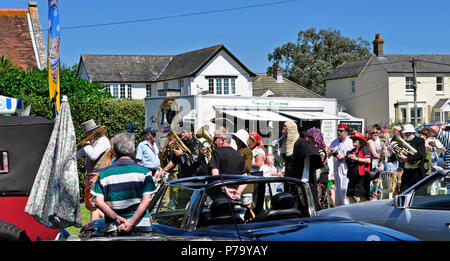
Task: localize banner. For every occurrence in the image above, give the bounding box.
[48,0,60,115]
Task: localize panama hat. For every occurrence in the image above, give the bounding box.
[81,119,100,134]
[232,129,250,146]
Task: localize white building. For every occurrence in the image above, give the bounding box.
[77,45,256,99]
[325,34,450,126]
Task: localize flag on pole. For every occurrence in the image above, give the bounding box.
[48,0,60,116]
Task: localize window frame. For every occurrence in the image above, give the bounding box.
[146,84,152,98]
[113,84,119,98]
[120,84,126,98]
[436,76,444,93]
[405,76,414,93]
[410,107,423,124]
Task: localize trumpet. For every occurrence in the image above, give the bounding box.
[168,130,191,154]
[196,125,214,158]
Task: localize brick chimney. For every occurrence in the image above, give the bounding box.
[28,1,38,19]
[273,66,283,83]
[27,1,47,69]
[372,34,384,57]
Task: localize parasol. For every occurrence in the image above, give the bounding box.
[25,95,81,229]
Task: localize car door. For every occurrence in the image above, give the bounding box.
[150,184,198,235]
[389,175,450,240]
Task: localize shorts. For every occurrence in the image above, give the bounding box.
[85,173,99,211]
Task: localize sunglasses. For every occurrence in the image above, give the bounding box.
[337,129,346,132]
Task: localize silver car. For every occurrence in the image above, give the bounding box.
[318,169,450,241]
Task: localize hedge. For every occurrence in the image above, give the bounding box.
[0,64,147,202]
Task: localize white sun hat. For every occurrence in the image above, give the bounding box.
[402,124,416,134]
[232,129,250,147]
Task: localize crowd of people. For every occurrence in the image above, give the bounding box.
[75,118,450,235]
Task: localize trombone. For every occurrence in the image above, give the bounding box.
[168,130,191,154]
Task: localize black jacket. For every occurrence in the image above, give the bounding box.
[171,137,208,178]
[400,135,426,192]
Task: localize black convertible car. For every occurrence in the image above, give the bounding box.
[81,175,418,241]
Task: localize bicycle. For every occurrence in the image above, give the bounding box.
[317,183,334,209]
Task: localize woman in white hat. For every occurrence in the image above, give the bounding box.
[232,129,253,174]
[76,119,111,221]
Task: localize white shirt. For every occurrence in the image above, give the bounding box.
[250,147,266,173]
[76,136,110,161]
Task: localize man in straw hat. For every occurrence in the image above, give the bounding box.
[76,119,111,221]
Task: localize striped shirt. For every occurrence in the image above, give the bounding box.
[437,129,450,170]
[92,158,156,233]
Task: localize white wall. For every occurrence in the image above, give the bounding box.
[388,73,450,124]
[326,59,390,126]
[191,50,253,96]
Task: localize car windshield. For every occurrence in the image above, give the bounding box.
[410,172,450,210]
[149,176,316,230]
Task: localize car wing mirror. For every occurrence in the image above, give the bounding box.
[393,194,412,209]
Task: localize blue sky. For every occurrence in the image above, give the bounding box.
[3,0,450,74]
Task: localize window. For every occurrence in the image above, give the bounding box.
[410,107,423,124]
[351,80,355,94]
[223,78,229,95]
[150,185,195,229]
[231,78,236,94]
[406,76,414,92]
[437,77,444,92]
[179,79,184,90]
[434,112,441,123]
[401,107,407,123]
[105,84,111,94]
[157,89,166,96]
[207,77,237,95]
[146,84,152,98]
[0,151,9,174]
[216,78,222,95]
[120,84,126,98]
[208,79,214,94]
[127,84,132,98]
[113,84,119,98]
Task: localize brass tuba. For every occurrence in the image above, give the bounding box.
[196,125,214,158]
[390,134,417,158]
[168,130,191,154]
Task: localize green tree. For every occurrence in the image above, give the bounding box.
[268,28,371,96]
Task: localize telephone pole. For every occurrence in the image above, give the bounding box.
[412,58,418,127]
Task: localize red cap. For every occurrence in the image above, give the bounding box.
[350,130,367,142]
[338,123,349,130]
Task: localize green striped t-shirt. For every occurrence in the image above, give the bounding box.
[92,158,156,233]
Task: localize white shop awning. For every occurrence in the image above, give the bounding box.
[219,110,292,122]
[279,111,347,120]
